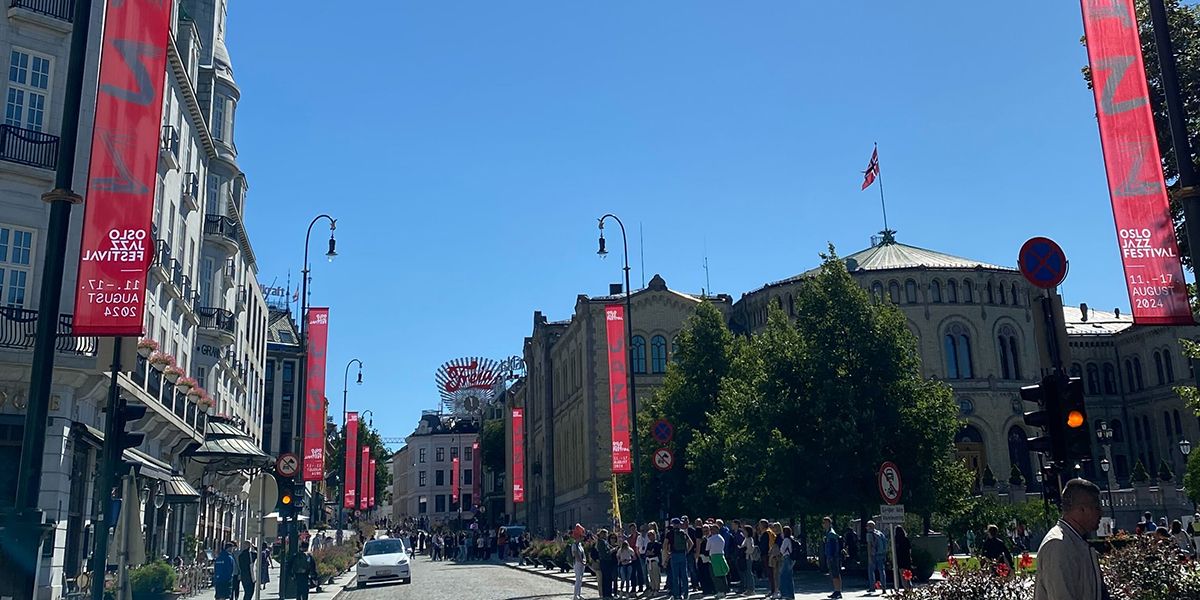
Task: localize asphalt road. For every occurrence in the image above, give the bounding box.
[343,558,577,600]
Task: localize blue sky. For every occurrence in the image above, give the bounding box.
[227,1,1149,441]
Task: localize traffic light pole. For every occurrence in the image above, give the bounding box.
[90,338,124,600]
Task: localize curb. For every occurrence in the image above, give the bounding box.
[501,562,598,591]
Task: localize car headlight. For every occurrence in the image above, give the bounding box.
[358,560,368,567]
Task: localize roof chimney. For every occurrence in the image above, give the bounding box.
[609,283,623,295]
[1080,303,1089,322]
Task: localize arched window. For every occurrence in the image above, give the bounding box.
[650,335,667,374]
[1154,351,1165,386]
[997,284,1006,305]
[963,280,974,303]
[1103,363,1117,395]
[631,335,646,374]
[787,294,794,316]
[986,281,995,304]
[905,280,918,303]
[1070,363,1083,378]
[947,280,958,303]
[1164,412,1173,439]
[888,281,901,304]
[945,323,973,379]
[1174,410,1183,436]
[1007,426,1033,484]
[1111,419,1124,442]
[871,282,884,302]
[931,281,942,303]
[1165,349,1176,382]
[997,325,1020,380]
[1011,283,1020,306]
[1086,364,1100,395]
[1125,360,1135,393]
[1133,357,1144,391]
[1143,415,1153,449]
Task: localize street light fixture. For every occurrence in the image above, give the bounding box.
[1180,439,1192,458]
[1095,419,1117,524]
[339,358,364,536]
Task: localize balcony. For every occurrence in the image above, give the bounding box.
[130,354,207,435]
[9,0,74,26]
[0,306,96,356]
[181,172,200,213]
[196,306,236,346]
[0,124,58,170]
[160,125,179,171]
[202,215,239,257]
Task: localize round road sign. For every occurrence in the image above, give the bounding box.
[276,453,299,478]
[652,419,674,444]
[653,447,675,471]
[1018,237,1069,289]
[878,461,903,505]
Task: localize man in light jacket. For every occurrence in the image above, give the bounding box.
[1034,479,1105,600]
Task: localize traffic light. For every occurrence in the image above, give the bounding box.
[1061,377,1092,462]
[1022,375,1064,463]
[274,473,301,512]
[115,398,147,451]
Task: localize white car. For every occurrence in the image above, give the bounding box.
[357,538,411,588]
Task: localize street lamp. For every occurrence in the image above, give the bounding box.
[597,213,642,521]
[338,359,364,537]
[1096,420,1117,524]
[1180,439,1192,458]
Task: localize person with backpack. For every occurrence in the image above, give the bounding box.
[866,521,889,593]
[823,516,844,599]
[290,541,316,600]
[666,519,693,600]
[213,542,236,600]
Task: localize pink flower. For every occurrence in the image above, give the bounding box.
[902,569,913,582]
[996,563,1011,577]
[940,569,950,578]
[1018,553,1034,570]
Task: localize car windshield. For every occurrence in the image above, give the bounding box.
[363,540,406,556]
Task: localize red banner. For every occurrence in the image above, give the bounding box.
[512,408,524,503]
[472,441,481,508]
[303,308,329,480]
[451,456,460,504]
[343,412,359,509]
[368,459,376,509]
[360,446,370,510]
[1081,0,1192,324]
[605,304,632,473]
[71,0,173,335]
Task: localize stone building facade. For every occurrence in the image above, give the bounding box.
[392,414,480,529]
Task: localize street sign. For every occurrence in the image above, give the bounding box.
[652,419,674,444]
[879,504,905,525]
[1019,237,1069,290]
[652,447,675,471]
[878,461,903,505]
[277,453,299,478]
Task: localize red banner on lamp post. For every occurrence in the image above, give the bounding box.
[1081,0,1193,324]
[451,457,460,505]
[303,308,329,481]
[368,459,376,509]
[605,304,632,473]
[343,412,359,509]
[511,409,524,503]
[72,0,173,334]
[360,446,370,510]
[472,441,481,508]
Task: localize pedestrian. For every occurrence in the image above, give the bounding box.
[601,530,619,599]
[965,528,976,553]
[769,522,784,597]
[571,526,587,600]
[822,516,843,599]
[757,520,774,597]
[707,523,729,595]
[865,521,888,593]
[236,540,256,600]
[982,524,1013,569]
[740,525,758,594]
[666,518,693,600]
[213,542,236,600]
[1175,520,1196,556]
[259,544,271,590]
[645,529,662,595]
[634,523,649,594]
[728,520,744,590]
[290,541,316,600]
[843,524,859,568]
[779,526,796,600]
[1034,479,1106,600]
[894,526,913,591]
[618,539,635,596]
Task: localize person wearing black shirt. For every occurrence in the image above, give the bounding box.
[645,531,663,595]
[982,525,1013,568]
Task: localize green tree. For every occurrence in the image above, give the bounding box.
[1185,448,1200,502]
[328,420,392,507]
[480,418,505,476]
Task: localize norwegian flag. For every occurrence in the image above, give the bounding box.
[861,146,880,190]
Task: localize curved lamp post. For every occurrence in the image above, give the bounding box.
[1096,420,1116,523]
[337,358,363,535]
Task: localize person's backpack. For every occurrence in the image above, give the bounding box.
[588,543,600,561]
[671,530,689,553]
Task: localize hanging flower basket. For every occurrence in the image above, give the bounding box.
[148,352,174,372]
[136,339,159,358]
[187,386,205,401]
[163,365,184,384]
[175,376,197,394]
[196,394,214,411]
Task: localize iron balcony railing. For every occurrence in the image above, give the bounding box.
[203,214,239,245]
[0,124,59,170]
[169,259,186,291]
[9,0,74,22]
[0,306,96,355]
[196,306,236,335]
[161,125,179,160]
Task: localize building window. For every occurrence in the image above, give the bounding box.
[463,469,473,486]
[650,335,667,374]
[6,50,51,131]
[464,445,473,461]
[1011,283,1020,306]
[450,446,458,461]
[0,226,34,307]
[904,280,917,303]
[986,282,995,304]
[436,447,445,462]
[997,283,1006,304]
[1174,410,1183,436]
[435,470,445,486]
[212,94,226,140]
[1155,351,1165,386]
[1133,357,1144,391]
[1165,350,1176,383]
[1070,363,1082,378]
[418,448,426,463]
[888,281,901,303]
[943,323,973,379]
[1103,363,1117,395]
[996,325,1021,380]
[462,493,472,510]
[787,294,795,316]
[631,335,646,374]
[947,280,958,303]
[930,281,942,303]
[871,282,883,302]
[1086,364,1100,395]
[418,497,427,514]
[1111,419,1124,442]
[418,471,427,487]
[435,495,446,513]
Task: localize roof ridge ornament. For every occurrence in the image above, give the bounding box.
[879,229,897,245]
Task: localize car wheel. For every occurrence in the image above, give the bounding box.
[356,582,365,589]
[401,578,411,585]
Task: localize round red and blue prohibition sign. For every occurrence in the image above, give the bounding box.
[1018,237,1069,290]
[652,419,674,444]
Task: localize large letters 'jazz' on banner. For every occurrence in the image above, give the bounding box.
[605,304,632,473]
[303,308,330,481]
[73,0,173,335]
[1081,0,1192,325]
[343,412,359,509]
[512,408,525,503]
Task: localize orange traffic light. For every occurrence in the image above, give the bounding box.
[281,494,293,505]
[1067,410,1085,428]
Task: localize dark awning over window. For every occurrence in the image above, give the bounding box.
[183,416,270,471]
[75,423,173,481]
[162,475,201,504]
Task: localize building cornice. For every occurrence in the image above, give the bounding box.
[166,32,216,159]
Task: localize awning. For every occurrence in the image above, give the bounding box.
[74,423,173,481]
[183,415,271,471]
[162,475,201,504]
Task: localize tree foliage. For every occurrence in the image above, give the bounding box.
[328,420,392,505]
[480,418,506,476]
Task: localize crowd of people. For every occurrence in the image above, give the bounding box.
[400,526,533,562]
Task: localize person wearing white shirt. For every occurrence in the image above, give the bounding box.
[707,528,729,595]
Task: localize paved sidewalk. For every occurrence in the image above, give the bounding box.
[183,563,356,600]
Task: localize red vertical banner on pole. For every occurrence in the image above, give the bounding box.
[1081,0,1193,324]
[343,412,359,509]
[71,0,173,334]
[451,457,460,505]
[472,441,481,509]
[368,459,376,509]
[303,308,329,481]
[605,304,632,473]
[360,447,370,510]
[511,409,525,503]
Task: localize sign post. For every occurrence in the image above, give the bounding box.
[878,462,904,593]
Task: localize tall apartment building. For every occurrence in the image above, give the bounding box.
[0,2,268,597]
[392,413,480,529]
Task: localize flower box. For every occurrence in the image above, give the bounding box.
[148,352,175,372]
[163,365,184,384]
[136,339,159,358]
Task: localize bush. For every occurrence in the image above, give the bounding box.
[982,466,997,487]
[129,561,177,596]
[1008,464,1025,486]
[1132,459,1150,484]
[899,557,1029,599]
[1100,534,1200,599]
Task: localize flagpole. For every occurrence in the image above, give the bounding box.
[875,143,890,236]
